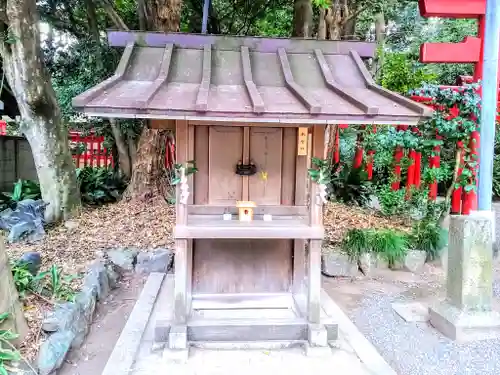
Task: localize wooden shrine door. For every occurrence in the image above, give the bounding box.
[192,125,298,295]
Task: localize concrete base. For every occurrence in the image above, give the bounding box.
[429,302,500,342]
[100,273,397,375]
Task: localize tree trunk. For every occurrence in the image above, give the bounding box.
[110,118,132,178]
[0,0,80,223]
[137,0,148,30]
[372,12,385,79]
[123,127,167,200]
[292,0,312,37]
[85,0,100,43]
[100,0,129,30]
[125,0,182,200]
[317,7,326,40]
[145,0,182,32]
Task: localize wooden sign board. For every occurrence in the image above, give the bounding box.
[297,127,308,156]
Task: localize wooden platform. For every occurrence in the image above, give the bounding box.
[175,216,323,239]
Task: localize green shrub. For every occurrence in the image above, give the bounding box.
[76,167,127,205]
[371,229,408,268]
[408,219,444,261]
[0,179,41,211]
[308,158,373,206]
[340,228,371,262]
[341,228,408,268]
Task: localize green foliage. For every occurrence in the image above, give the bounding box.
[379,52,437,94]
[45,265,79,302]
[172,161,198,186]
[11,262,78,302]
[408,219,445,261]
[377,185,406,216]
[370,229,408,268]
[0,180,41,211]
[341,228,370,262]
[0,313,21,375]
[309,158,373,206]
[76,167,127,206]
[341,228,408,268]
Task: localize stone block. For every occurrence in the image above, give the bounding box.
[392,302,429,322]
[403,250,427,273]
[84,261,110,301]
[321,252,358,277]
[308,323,328,347]
[107,248,139,271]
[429,301,500,342]
[136,249,174,274]
[169,325,188,350]
[359,253,377,275]
[446,214,493,311]
[429,213,500,342]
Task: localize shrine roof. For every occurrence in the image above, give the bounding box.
[72,31,432,125]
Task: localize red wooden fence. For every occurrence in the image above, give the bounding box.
[0,122,176,170]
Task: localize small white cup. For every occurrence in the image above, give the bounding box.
[223,213,232,221]
[263,214,273,221]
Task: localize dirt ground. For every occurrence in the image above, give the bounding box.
[57,273,145,375]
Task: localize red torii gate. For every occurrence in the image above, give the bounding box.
[419,0,500,214]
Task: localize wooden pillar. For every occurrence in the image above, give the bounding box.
[171,120,192,349]
[308,125,325,325]
[293,127,308,308]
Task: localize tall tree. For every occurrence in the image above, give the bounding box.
[124,0,182,200]
[0,0,80,223]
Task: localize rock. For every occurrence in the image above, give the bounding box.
[6,361,37,375]
[0,199,48,243]
[37,330,75,375]
[403,250,427,273]
[135,249,174,274]
[358,253,377,275]
[41,303,78,333]
[321,252,358,277]
[106,265,120,289]
[366,195,381,211]
[84,261,110,301]
[64,220,79,231]
[18,251,42,275]
[375,254,389,270]
[107,248,139,271]
[72,287,97,348]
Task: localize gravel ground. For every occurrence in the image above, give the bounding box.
[337,203,500,375]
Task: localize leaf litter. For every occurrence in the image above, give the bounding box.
[3,199,407,362]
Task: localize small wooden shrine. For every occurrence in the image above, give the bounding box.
[73,31,431,351]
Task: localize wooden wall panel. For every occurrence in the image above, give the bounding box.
[194,125,209,204]
[281,128,297,205]
[249,127,282,205]
[208,126,243,205]
[192,239,292,294]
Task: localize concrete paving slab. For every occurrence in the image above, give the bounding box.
[392,301,429,322]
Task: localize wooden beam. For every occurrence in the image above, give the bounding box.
[419,0,485,18]
[195,44,212,112]
[277,48,321,114]
[349,50,433,117]
[72,41,135,107]
[314,49,378,115]
[137,43,174,108]
[240,46,265,113]
[420,37,481,63]
[107,31,377,58]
